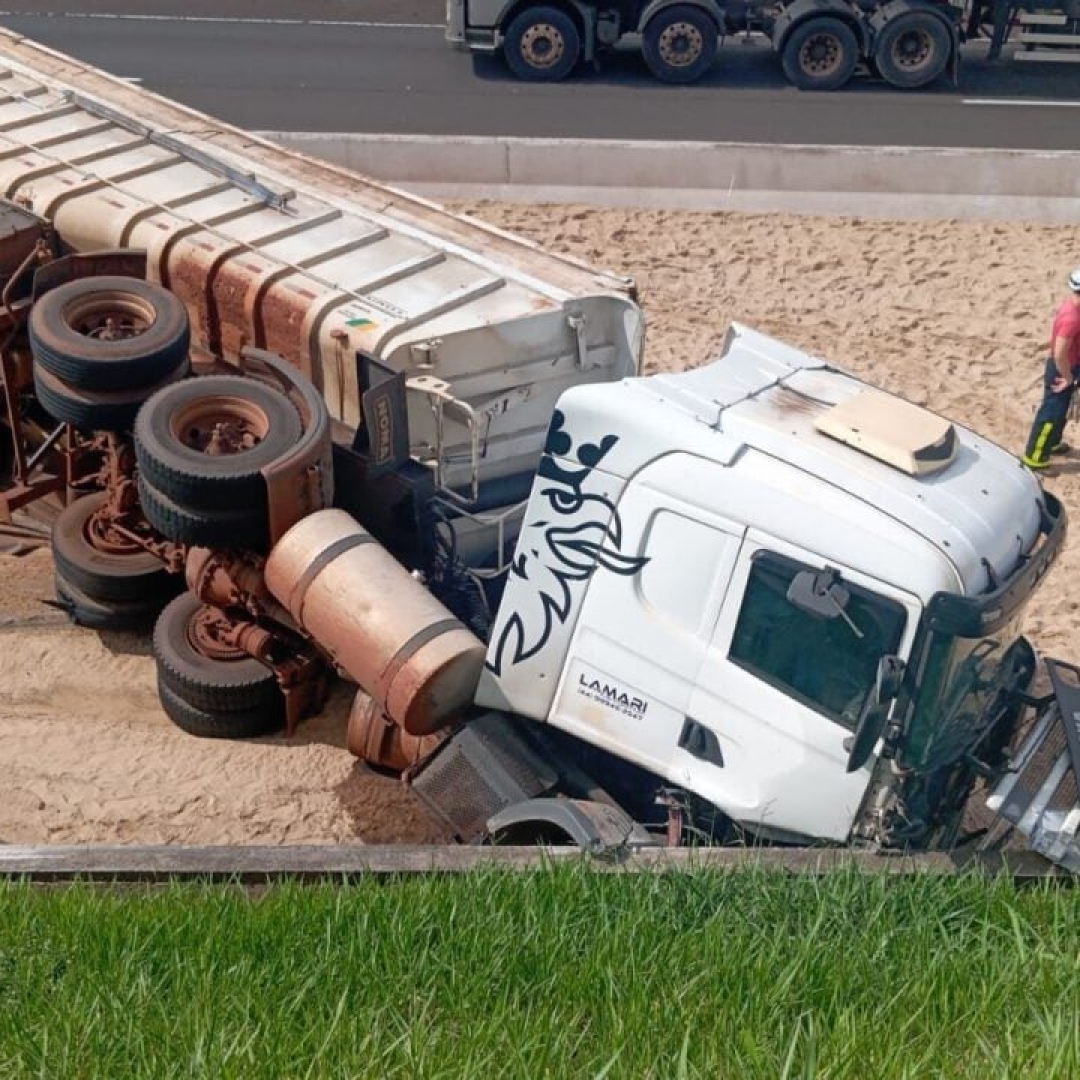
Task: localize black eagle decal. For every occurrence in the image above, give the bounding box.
[486,411,649,676]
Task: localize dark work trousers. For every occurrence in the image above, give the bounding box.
[1024,358,1077,467]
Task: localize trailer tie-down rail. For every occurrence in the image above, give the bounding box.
[65,92,296,212]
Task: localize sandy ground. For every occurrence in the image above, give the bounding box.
[2,204,1078,846]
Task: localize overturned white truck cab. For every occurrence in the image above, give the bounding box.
[409,325,1076,867]
[0,30,1075,868]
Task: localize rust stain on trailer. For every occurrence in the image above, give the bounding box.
[211,258,262,361]
[168,246,220,355]
[166,238,247,360]
[258,278,322,378]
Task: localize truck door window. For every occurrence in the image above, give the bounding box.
[729,552,907,730]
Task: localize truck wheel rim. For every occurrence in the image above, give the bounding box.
[800,33,843,77]
[188,605,247,663]
[658,23,704,67]
[521,24,565,68]
[62,289,157,341]
[169,395,271,457]
[891,30,933,71]
[85,506,144,556]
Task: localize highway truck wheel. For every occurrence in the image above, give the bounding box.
[781,17,859,91]
[642,5,719,84]
[51,491,177,604]
[33,355,189,432]
[134,375,302,511]
[29,276,190,391]
[137,473,273,552]
[503,5,582,81]
[54,571,167,632]
[873,12,950,89]
[153,592,285,738]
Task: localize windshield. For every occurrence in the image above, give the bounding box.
[900,613,1030,771]
[899,490,1062,772]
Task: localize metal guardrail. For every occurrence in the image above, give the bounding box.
[0,844,1069,882]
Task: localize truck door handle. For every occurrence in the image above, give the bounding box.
[678,719,724,767]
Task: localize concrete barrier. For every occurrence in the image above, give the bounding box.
[263,132,1080,222]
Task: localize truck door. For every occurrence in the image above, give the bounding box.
[549,460,745,777]
[687,532,919,843]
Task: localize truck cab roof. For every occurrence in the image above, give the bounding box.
[556,323,1045,598]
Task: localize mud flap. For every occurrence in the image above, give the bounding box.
[987,658,1080,872]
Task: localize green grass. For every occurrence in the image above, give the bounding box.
[1,866,1078,1079]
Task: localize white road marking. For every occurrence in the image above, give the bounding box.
[963,98,1080,107]
[0,12,442,28]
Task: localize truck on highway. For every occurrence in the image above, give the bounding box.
[446,0,1080,91]
[1,28,1079,871]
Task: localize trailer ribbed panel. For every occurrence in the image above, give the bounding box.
[0,28,642,485]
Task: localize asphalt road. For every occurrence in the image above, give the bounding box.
[0,2,1078,148]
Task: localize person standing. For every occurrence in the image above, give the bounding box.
[1023,267,1080,471]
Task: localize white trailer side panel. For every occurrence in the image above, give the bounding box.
[0,29,644,487]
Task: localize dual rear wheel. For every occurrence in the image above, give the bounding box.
[503,4,719,84]
[153,592,285,740]
[130,367,300,739]
[30,276,295,738]
[31,276,191,432]
[781,10,950,91]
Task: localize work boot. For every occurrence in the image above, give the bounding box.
[1023,456,1059,477]
[1050,442,1072,456]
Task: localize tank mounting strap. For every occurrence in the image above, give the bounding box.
[379,617,468,689]
[289,532,378,618]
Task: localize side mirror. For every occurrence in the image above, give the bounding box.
[875,655,905,704]
[845,656,906,773]
[845,700,889,774]
[786,567,850,619]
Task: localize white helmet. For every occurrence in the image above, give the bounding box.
[1071,266,1080,293]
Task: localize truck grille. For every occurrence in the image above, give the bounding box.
[409,712,559,842]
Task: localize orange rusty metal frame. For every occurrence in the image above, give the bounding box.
[1,247,149,521]
[185,546,332,736]
[77,431,187,573]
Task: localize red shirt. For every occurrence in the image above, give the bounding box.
[1053,298,1080,373]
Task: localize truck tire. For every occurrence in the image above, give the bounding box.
[51,491,177,603]
[157,680,284,740]
[503,5,582,82]
[873,12,950,89]
[134,375,302,512]
[781,17,859,91]
[642,5,718,84]
[137,473,271,552]
[29,276,190,392]
[153,592,284,737]
[55,570,164,632]
[34,355,189,433]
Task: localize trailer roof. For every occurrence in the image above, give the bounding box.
[0,28,634,308]
[0,28,642,482]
